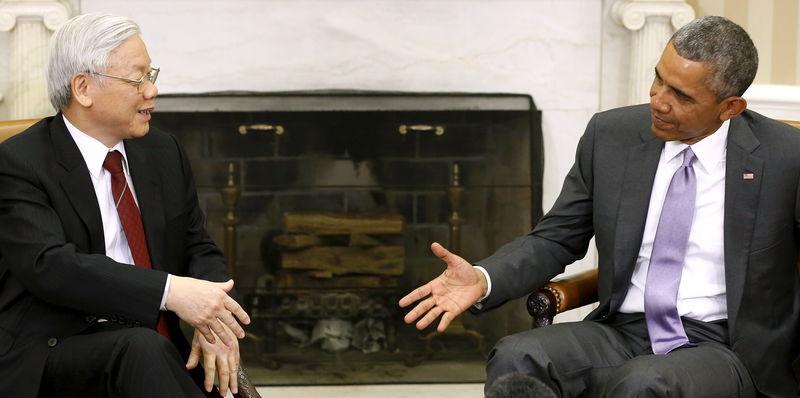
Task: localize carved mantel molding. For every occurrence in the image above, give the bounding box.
[0,0,71,118]
[612,0,695,105]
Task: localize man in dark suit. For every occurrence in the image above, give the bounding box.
[401,16,799,397]
[0,13,250,397]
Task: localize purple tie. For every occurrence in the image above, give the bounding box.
[644,147,697,355]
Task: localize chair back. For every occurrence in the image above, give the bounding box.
[0,119,38,143]
[780,120,800,130]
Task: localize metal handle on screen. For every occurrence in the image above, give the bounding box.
[398,124,445,136]
[238,124,285,135]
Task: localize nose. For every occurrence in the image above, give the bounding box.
[142,80,158,99]
[650,85,669,114]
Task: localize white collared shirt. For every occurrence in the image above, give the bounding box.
[619,120,730,321]
[63,115,170,310]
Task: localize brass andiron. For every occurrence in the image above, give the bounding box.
[412,162,487,365]
[448,163,463,253]
[220,162,240,278]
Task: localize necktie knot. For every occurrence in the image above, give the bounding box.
[103,150,124,175]
[682,147,696,168]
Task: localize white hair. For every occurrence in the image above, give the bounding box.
[47,13,141,111]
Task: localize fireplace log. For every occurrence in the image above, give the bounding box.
[280,246,405,275]
[284,212,404,235]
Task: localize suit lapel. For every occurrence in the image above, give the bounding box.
[723,116,762,330]
[51,115,106,253]
[124,139,166,270]
[610,128,663,310]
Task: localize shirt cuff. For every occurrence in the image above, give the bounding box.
[473,265,492,305]
[160,274,171,311]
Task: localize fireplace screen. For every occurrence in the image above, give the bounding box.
[152,92,542,385]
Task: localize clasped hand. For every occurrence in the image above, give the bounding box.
[165,277,250,347]
[398,242,488,331]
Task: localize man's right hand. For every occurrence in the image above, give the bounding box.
[398,242,488,332]
[165,277,250,346]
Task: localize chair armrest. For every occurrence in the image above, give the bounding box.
[527,268,598,328]
[233,362,262,398]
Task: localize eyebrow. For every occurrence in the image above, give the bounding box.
[654,67,696,102]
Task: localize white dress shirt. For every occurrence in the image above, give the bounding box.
[619,120,729,321]
[63,115,170,310]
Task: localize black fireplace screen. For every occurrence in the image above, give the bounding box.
[151,91,542,385]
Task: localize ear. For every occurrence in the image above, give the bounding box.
[719,96,747,121]
[70,73,94,108]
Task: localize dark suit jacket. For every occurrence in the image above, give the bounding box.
[475,104,800,397]
[0,115,230,397]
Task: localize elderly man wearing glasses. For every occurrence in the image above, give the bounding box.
[0,13,249,398]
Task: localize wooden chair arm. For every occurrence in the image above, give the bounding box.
[527,268,598,328]
[0,118,37,143]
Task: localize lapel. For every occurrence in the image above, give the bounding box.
[722,115,762,330]
[124,138,167,270]
[610,126,663,310]
[51,114,106,254]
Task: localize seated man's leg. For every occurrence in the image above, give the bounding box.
[486,320,639,397]
[601,342,756,398]
[38,323,205,398]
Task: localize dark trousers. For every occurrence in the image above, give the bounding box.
[486,313,756,398]
[38,323,209,398]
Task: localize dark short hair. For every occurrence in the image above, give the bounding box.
[670,16,758,98]
[485,372,557,398]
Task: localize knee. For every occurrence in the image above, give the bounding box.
[605,366,671,397]
[486,332,553,387]
[114,328,176,361]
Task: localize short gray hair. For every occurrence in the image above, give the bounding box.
[47,13,141,111]
[670,16,758,99]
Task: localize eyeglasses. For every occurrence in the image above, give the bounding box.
[89,67,159,92]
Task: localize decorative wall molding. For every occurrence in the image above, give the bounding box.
[612,0,695,105]
[0,1,69,32]
[0,0,70,118]
[744,84,800,121]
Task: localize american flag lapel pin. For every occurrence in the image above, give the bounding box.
[743,172,755,180]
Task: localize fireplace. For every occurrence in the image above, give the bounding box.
[152,91,542,384]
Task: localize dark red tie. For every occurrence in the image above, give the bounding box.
[103,150,170,339]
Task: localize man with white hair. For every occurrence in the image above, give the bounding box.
[0,13,249,397]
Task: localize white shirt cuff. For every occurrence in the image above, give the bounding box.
[160,274,171,311]
[474,265,492,302]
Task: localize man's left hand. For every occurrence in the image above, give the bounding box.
[186,323,240,397]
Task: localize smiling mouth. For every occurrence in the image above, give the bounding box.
[138,109,152,116]
[652,113,673,127]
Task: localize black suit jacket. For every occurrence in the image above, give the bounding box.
[475,104,800,397]
[0,115,229,397]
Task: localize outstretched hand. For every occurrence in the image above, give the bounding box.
[399,242,488,332]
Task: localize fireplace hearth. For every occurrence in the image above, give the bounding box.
[152,91,543,384]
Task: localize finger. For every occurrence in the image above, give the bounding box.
[403,296,435,324]
[398,285,431,308]
[200,325,217,345]
[229,350,239,394]
[223,296,251,327]
[186,336,201,369]
[217,354,230,397]
[218,310,246,341]
[219,279,235,292]
[210,318,236,347]
[431,242,465,267]
[203,347,216,392]
[417,305,444,330]
[438,311,456,332]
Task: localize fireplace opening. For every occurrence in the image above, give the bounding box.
[153,91,543,385]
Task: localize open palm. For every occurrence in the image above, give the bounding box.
[399,242,487,331]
